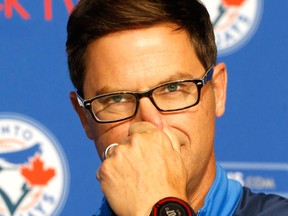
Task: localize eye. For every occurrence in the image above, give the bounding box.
[159,82,183,94]
[154,81,193,97]
[103,94,128,105]
[110,95,124,103]
[166,83,179,92]
[98,94,136,106]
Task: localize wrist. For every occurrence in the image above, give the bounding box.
[150,197,196,216]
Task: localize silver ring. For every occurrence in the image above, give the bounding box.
[103,143,118,160]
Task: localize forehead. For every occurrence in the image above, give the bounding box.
[83,24,204,97]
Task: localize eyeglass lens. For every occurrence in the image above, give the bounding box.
[90,80,199,122]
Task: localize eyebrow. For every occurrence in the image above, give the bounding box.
[93,70,199,96]
[162,71,197,82]
[94,86,119,96]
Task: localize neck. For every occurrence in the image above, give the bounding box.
[186,155,216,212]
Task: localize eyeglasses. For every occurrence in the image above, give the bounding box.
[76,66,214,123]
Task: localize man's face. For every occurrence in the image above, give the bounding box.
[75,23,227,194]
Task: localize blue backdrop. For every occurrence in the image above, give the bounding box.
[1,0,287,215]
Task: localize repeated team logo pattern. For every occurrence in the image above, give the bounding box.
[202,0,263,55]
[0,0,76,20]
[0,113,69,216]
[221,162,288,198]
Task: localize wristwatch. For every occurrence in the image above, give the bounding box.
[150,197,196,216]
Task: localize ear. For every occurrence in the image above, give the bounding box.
[69,92,94,140]
[212,63,228,117]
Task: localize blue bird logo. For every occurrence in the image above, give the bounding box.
[0,143,42,165]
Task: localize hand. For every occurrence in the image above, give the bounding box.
[97,121,188,216]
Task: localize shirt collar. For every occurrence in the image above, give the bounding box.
[197,163,243,215]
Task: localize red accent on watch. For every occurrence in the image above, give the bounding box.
[150,197,196,216]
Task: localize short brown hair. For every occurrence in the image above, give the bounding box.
[66,0,217,96]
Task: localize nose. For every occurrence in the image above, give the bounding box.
[133,97,164,129]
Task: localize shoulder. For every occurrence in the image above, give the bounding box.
[233,187,288,216]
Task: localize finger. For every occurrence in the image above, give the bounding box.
[96,167,101,182]
[128,122,157,136]
[102,143,119,160]
[130,121,181,153]
[162,121,181,153]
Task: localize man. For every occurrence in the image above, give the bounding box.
[66,0,288,215]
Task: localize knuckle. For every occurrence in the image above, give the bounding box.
[100,160,110,175]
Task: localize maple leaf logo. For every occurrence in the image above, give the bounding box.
[20,156,55,186]
[222,0,245,7]
[213,0,246,27]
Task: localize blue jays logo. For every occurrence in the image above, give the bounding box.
[202,0,263,56]
[0,113,69,215]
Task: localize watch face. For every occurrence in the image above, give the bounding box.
[158,202,187,216]
[153,197,195,216]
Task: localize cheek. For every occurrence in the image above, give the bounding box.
[169,110,215,181]
[167,94,216,155]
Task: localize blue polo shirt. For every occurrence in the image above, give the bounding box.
[95,164,288,216]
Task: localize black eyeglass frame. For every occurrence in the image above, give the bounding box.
[76,66,214,123]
